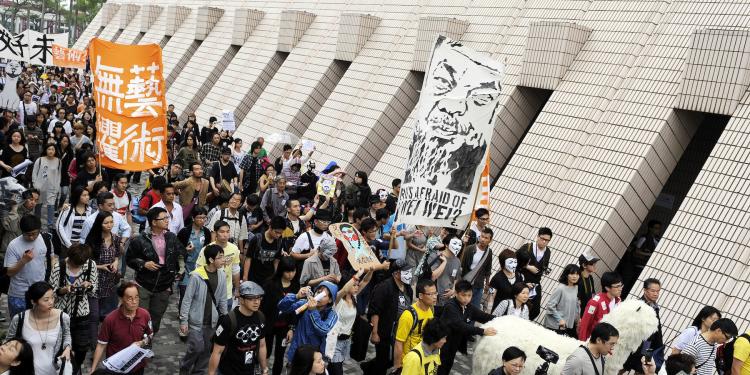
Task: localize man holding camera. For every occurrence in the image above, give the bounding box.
[562,322,620,375]
[516,227,553,320]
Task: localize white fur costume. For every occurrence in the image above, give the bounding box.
[472,300,658,375]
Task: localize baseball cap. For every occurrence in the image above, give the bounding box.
[239,281,264,298]
[389,258,413,274]
[579,251,600,265]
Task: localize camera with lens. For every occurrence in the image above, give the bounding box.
[534,345,559,375]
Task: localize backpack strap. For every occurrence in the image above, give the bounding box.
[306,232,314,250]
[43,233,53,281]
[409,348,423,368]
[406,306,419,336]
[14,311,25,339]
[63,207,75,227]
[202,273,222,321]
[228,309,237,333]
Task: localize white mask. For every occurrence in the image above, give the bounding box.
[400,269,413,285]
[379,190,388,202]
[449,238,462,256]
[505,258,518,273]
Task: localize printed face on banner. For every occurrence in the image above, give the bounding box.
[329,223,380,270]
[316,174,337,198]
[90,38,167,171]
[398,36,503,229]
[0,60,22,111]
[405,37,502,195]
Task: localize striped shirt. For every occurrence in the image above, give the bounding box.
[683,333,716,375]
[71,212,87,244]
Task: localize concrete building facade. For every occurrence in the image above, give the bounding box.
[76,0,750,341]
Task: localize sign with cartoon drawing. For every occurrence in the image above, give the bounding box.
[398,35,504,229]
[329,222,380,270]
[0,60,22,111]
[316,174,337,198]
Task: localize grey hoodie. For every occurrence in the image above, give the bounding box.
[179,266,228,330]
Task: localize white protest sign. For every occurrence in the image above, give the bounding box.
[221,110,236,132]
[0,25,68,65]
[398,35,504,229]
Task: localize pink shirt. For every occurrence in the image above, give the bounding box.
[152,231,166,264]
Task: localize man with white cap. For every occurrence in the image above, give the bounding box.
[578,250,600,316]
[208,281,268,375]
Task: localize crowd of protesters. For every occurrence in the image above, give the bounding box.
[0,63,747,375]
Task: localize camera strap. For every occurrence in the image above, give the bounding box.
[581,345,605,375]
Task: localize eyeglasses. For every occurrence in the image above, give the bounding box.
[538,236,551,242]
[610,283,625,289]
[155,217,170,221]
[479,216,490,221]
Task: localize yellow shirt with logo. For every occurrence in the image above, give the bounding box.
[402,342,440,375]
[395,303,433,363]
[196,242,240,299]
[734,332,750,375]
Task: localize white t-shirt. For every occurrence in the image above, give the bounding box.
[471,249,485,270]
[291,230,325,253]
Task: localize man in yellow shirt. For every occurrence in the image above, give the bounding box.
[733,331,750,375]
[196,221,241,311]
[402,319,448,375]
[394,279,438,371]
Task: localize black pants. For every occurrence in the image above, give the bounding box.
[363,340,392,375]
[328,361,344,375]
[438,344,458,375]
[264,326,287,375]
[71,316,91,375]
[529,284,542,320]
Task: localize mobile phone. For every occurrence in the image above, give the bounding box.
[641,341,653,364]
[644,349,654,364]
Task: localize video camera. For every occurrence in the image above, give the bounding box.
[534,345,560,375]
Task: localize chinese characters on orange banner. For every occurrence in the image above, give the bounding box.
[51,44,87,69]
[89,38,167,171]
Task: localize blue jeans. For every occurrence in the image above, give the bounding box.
[470,287,483,309]
[7,296,26,320]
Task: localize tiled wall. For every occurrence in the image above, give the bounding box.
[115,5,145,44]
[81,0,750,341]
[166,8,234,121]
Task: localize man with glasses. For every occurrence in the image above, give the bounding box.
[517,227,554,320]
[393,279,438,372]
[471,208,491,239]
[624,278,666,372]
[208,281,269,375]
[578,272,623,341]
[563,322,620,375]
[90,281,154,375]
[126,207,184,334]
[683,318,738,375]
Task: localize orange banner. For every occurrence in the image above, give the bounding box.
[472,154,491,220]
[89,38,167,172]
[51,44,87,69]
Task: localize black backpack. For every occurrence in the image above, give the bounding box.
[716,333,750,375]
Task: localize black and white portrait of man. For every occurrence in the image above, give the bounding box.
[404,36,502,194]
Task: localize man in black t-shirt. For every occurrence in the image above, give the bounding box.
[243,216,286,284]
[208,281,269,375]
[210,147,239,196]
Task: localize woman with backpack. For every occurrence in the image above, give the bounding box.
[83,211,122,345]
[7,281,72,375]
[56,185,94,249]
[48,243,98,375]
[492,282,530,319]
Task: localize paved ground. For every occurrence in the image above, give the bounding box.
[1,176,476,374]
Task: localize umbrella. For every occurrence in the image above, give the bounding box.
[266,131,299,146]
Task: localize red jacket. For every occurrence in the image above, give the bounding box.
[578,292,621,340]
